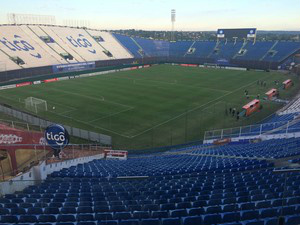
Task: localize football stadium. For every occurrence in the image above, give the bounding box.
[1,1,300,224]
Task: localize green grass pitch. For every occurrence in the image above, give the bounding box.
[0,64,299,149]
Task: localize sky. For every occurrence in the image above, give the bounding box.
[0,0,300,31]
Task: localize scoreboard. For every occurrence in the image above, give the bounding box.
[217,28,257,40]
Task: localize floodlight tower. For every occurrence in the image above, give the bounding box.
[171,9,176,42]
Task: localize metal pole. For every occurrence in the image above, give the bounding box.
[259,124,262,136]
[0,161,4,181]
[185,110,188,143]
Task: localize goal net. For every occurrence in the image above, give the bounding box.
[25,97,48,113]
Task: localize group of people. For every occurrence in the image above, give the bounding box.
[244,89,250,99]
[244,89,260,100]
[226,107,240,121]
[257,80,267,87]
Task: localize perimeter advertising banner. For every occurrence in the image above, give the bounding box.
[52,62,95,73]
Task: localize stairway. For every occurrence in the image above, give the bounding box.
[184,41,196,57]
[233,41,248,59]
[130,37,147,57]
[260,41,279,61]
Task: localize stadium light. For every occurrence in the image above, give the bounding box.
[171,9,176,41]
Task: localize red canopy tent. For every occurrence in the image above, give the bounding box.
[283,79,292,89]
[242,99,260,116]
[265,88,278,100]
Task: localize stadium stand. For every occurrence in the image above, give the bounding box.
[0,25,62,68]
[112,34,144,58]
[234,42,275,61]
[39,26,111,62]
[133,38,169,57]
[169,41,193,57]
[214,41,244,60]
[0,25,299,74]
[263,41,300,62]
[0,50,21,71]
[27,25,74,63]
[185,41,216,58]
[1,142,300,224]
[2,21,300,225]
[20,25,67,64]
[86,31,133,59]
[279,97,300,115]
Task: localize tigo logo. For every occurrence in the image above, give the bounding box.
[0,35,42,58]
[44,124,69,150]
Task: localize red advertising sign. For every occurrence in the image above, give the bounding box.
[180,64,198,67]
[16,82,32,87]
[130,66,138,70]
[43,78,58,83]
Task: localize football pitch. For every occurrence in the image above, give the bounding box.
[0,65,299,149]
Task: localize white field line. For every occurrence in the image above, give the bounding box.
[49,87,133,109]
[48,109,131,138]
[87,107,135,123]
[112,76,231,93]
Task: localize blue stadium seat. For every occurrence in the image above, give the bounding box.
[265,218,279,225]
[151,211,169,218]
[133,211,150,219]
[244,221,264,225]
[61,207,76,214]
[206,206,222,214]
[144,204,160,211]
[95,212,114,220]
[187,207,205,216]
[286,215,300,225]
[44,207,60,214]
[38,215,57,223]
[10,207,26,214]
[77,206,93,213]
[19,215,38,223]
[110,205,127,212]
[203,214,222,225]
[27,207,43,215]
[140,218,160,225]
[161,217,181,225]
[222,212,241,223]
[241,210,259,221]
[77,222,95,225]
[94,206,110,213]
[0,215,19,223]
[114,212,132,220]
[119,219,140,225]
[97,220,118,225]
[57,215,76,222]
[77,214,94,221]
[183,216,202,225]
[170,209,188,217]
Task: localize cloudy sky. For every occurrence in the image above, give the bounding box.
[0,0,300,31]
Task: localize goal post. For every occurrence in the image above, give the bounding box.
[25,97,48,113]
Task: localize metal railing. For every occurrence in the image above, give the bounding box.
[204,119,300,141]
[0,144,107,182]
